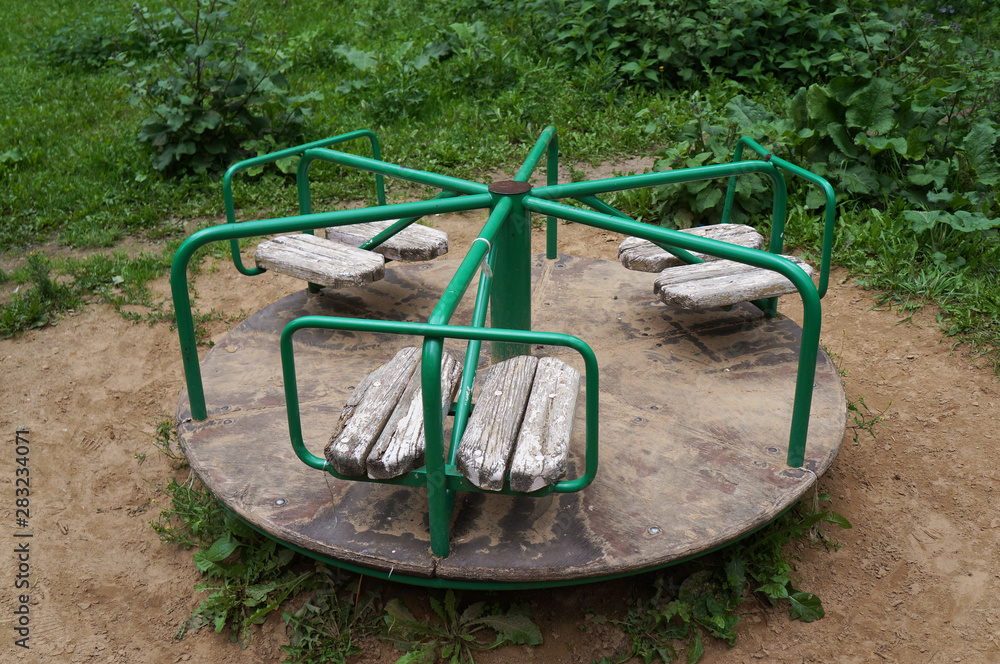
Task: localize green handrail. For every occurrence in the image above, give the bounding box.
[512,125,560,258]
[278,316,600,557]
[221,130,386,276]
[172,194,494,421]
[523,195,819,468]
[722,136,836,298]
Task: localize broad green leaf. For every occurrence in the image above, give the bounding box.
[788,592,824,622]
[459,601,486,624]
[203,534,239,562]
[805,84,844,126]
[687,626,704,664]
[904,127,928,161]
[941,211,1000,233]
[275,156,298,174]
[827,123,859,159]
[429,596,447,623]
[476,613,543,646]
[725,555,747,590]
[906,160,949,188]
[789,87,808,128]
[725,95,771,128]
[444,590,458,624]
[840,164,878,194]
[827,75,867,105]
[393,643,438,664]
[334,45,377,71]
[384,598,420,627]
[854,134,907,157]
[695,187,722,212]
[823,512,853,529]
[845,77,895,134]
[961,122,1000,186]
[904,209,943,233]
[911,78,951,112]
[805,188,827,209]
[756,581,789,600]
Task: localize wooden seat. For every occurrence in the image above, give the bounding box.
[326,220,448,262]
[324,347,463,478]
[654,255,814,309]
[618,223,764,273]
[456,355,581,492]
[254,222,448,289]
[255,234,385,288]
[618,223,813,310]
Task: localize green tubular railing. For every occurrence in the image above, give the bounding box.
[521,192,819,468]
[723,137,837,299]
[221,130,387,276]
[279,317,600,558]
[511,126,560,258]
[171,194,494,422]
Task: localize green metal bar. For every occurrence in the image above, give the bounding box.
[758,167,789,317]
[524,195,819,468]
[513,126,558,259]
[278,315,601,556]
[546,131,559,259]
[278,317,599,483]
[727,137,837,299]
[419,336,450,557]
[301,148,489,196]
[279,323,329,472]
[428,198,513,327]
[172,194,494,421]
[222,130,384,276]
[532,160,776,200]
[514,126,556,182]
[577,194,704,266]
[360,190,462,253]
[449,247,498,462]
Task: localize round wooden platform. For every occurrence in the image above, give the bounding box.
[176,255,846,587]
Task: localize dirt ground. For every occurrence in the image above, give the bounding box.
[2,159,1000,663]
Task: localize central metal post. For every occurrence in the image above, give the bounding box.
[488,180,533,361]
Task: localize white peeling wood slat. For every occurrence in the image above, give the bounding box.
[618,224,765,273]
[508,357,581,493]
[324,347,420,476]
[255,234,384,288]
[366,350,463,480]
[653,256,815,309]
[456,355,538,491]
[326,220,448,262]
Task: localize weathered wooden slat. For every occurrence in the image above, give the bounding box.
[255,234,384,287]
[456,355,539,491]
[653,256,815,309]
[366,351,463,480]
[324,347,420,476]
[508,357,581,493]
[326,220,448,262]
[618,224,765,273]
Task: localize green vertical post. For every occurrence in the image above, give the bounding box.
[488,181,533,361]
[419,336,451,558]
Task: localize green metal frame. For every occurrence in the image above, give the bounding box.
[170,127,837,560]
